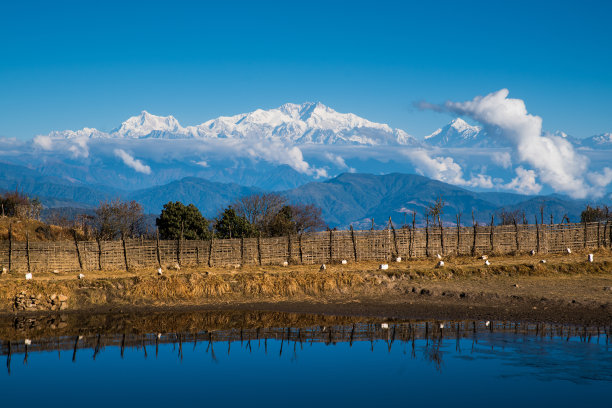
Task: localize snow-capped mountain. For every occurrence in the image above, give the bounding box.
[423,118,494,147]
[44,102,417,146]
[581,133,612,148]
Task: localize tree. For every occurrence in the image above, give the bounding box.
[214,207,255,239]
[266,204,326,236]
[156,201,211,240]
[427,196,445,226]
[581,205,610,223]
[497,208,523,225]
[232,193,286,231]
[0,190,42,219]
[93,199,145,240]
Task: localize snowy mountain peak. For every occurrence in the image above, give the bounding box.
[424,118,482,146]
[113,111,183,138]
[38,103,418,145]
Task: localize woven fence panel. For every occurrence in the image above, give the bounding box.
[0,222,608,272]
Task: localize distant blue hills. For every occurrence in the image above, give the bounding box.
[0,162,596,228]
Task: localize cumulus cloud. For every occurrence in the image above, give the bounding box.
[403,149,494,189]
[426,89,600,198]
[33,135,53,150]
[492,151,512,169]
[114,149,152,174]
[587,167,612,188]
[324,152,356,172]
[68,137,89,158]
[504,166,542,195]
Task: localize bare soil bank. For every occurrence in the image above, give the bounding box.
[1,250,611,325]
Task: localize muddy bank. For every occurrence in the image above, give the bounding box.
[1,253,611,325]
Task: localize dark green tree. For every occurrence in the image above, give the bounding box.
[581,205,610,223]
[156,201,211,240]
[267,205,295,236]
[214,207,256,239]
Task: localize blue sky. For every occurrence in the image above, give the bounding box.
[1,0,610,140]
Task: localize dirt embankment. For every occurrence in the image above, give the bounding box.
[1,250,611,325]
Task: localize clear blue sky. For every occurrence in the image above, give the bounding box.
[1,0,610,139]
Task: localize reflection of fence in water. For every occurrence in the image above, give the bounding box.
[0,221,610,273]
[2,320,609,373]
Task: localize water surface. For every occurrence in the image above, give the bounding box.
[1,311,610,407]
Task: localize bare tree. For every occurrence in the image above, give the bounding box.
[92,199,145,240]
[497,208,522,225]
[233,193,287,231]
[289,204,326,233]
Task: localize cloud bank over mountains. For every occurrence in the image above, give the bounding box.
[2,95,611,199]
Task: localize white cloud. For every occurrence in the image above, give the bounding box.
[114,149,152,174]
[504,166,542,195]
[402,149,494,189]
[492,151,512,169]
[195,160,208,168]
[68,137,89,158]
[436,89,599,198]
[324,152,356,172]
[587,167,612,188]
[33,135,53,150]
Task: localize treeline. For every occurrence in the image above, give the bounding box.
[65,193,326,241]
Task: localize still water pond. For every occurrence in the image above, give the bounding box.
[0,311,610,407]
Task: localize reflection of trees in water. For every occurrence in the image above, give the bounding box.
[1,315,608,375]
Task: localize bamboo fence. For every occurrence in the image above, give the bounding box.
[0,221,610,273]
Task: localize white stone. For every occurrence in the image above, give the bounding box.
[157,268,163,276]
[588,254,594,263]
[78,273,85,279]
[566,248,572,254]
[395,257,402,262]
[436,261,445,268]
[436,254,442,259]
[379,264,389,270]
[25,273,32,280]
[320,264,326,271]
[381,323,389,329]
[480,255,488,260]
[540,260,546,264]
[1,267,6,274]
[52,270,59,274]
[282,261,289,267]
[341,259,348,265]
[484,260,491,266]
[530,249,536,256]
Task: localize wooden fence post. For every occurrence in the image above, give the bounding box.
[257,233,262,266]
[155,229,162,268]
[298,233,303,264]
[350,225,358,262]
[8,223,12,273]
[96,237,102,271]
[389,217,399,258]
[176,237,181,266]
[328,229,333,263]
[489,215,495,253]
[196,246,200,265]
[411,213,416,258]
[425,215,430,257]
[583,220,588,248]
[597,222,601,249]
[26,231,31,274]
[240,237,245,265]
[287,234,292,264]
[72,230,83,270]
[438,216,444,256]
[456,214,461,255]
[121,233,129,271]
[208,237,214,267]
[535,216,540,253]
[513,219,519,252]
[471,212,477,257]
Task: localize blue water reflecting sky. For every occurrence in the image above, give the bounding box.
[2,325,610,407]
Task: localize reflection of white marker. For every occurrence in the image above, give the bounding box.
[439,323,444,329]
[485,321,490,327]
[24,339,31,346]
[381,323,389,329]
